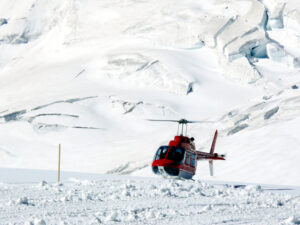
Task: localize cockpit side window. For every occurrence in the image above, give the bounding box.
[159,146,168,159]
[167,147,185,163]
[185,152,190,165]
[154,148,161,161]
[190,153,196,167]
[154,146,168,160]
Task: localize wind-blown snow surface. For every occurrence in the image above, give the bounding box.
[1,169,300,225]
[1,0,300,186]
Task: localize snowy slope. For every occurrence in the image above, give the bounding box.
[0,0,300,186]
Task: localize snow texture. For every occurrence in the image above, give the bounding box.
[1,171,300,225]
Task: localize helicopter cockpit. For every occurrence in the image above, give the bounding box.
[153,146,185,162]
[166,146,185,163]
[153,146,168,161]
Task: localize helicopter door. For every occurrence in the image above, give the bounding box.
[185,152,190,165]
[190,153,196,167]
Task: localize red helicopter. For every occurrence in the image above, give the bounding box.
[150,119,225,179]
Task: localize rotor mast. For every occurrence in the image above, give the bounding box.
[178,119,188,136]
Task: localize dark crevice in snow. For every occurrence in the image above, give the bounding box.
[294,58,300,68]
[248,59,263,79]
[34,123,67,130]
[0,33,29,45]
[109,96,146,115]
[239,39,269,60]
[267,3,286,30]
[12,33,29,44]
[234,114,249,125]
[248,102,267,111]
[220,7,270,81]
[187,82,194,95]
[229,4,269,79]
[259,8,269,30]
[0,18,7,26]
[251,44,268,59]
[219,110,239,121]
[65,96,98,103]
[1,110,27,122]
[263,95,272,100]
[227,110,239,118]
[0,147,16,157]
[256,0,300,69]
[222,37,238,55]
[213,17,236,48]
[28,113,79,123]
[264,106,279,120]
[241,27,259,38]
[227,124,249,135]
[188,40,205,50]
[241,7,269,78]
[123,101,143,114]
[136,60,159,72]
[224,0,295,80]
[265,32,284,51]
[34,123,104,131]
[32,96,98,111]
[72,126,104,130]
[223,27,260,57]
[74,69,86,79]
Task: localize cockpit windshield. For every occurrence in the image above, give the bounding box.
[167,147,185,163]
[154,146,169,160]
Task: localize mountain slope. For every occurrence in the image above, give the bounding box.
[0,0,300,186]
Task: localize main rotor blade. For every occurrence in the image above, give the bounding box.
[147,119,179,122]
[188,120,214,123]
[147,119,214,124]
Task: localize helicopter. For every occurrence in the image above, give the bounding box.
[150,119,225,179]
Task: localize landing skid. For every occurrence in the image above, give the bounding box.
[157,166,194,180]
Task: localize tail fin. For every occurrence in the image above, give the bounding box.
[210,130,218,154]
[209,160,213,176]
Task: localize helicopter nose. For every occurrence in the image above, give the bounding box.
[152,166,159,174]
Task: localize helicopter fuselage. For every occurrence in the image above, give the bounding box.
[149,119,225,179]
[152,135,197,179]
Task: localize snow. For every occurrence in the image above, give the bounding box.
[1,1,300,222]
[1,169,300,225]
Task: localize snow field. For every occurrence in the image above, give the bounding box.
[1,175,300,225]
